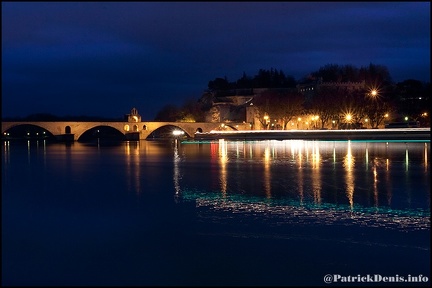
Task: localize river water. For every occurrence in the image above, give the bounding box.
[2,139,430,286]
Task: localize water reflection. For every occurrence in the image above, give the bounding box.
[187,192,430,231]
[263,143,271,198]
[2,139,430,233]
[3,141,11,186]
[173,139,181,197]
[175,139,430,231]
[27,140,31,163]
[3,140,10,165]
[405,144,409,172]
[219,139,228,196]
[2,137,429,286]
[125,141,141,195]
[311,141,321,205]
[343,141,355,210]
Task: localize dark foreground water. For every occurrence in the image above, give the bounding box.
[2,139,430,286]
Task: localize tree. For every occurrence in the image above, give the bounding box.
[270,91,305,129]
[251,91,272,129]
[236,72,252,89]
[309,87,343,129]
[179,97,206,122]
[251,90,305,129]
[311,64,341,82]
[363,91,396,128]
[208,77,230,91]
[394,79,430,124]
[154,104,181,121]
[359,63,392,88]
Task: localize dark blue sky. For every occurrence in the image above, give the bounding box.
[2,2,430,120]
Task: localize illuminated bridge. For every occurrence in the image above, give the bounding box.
[1,120,251,141]
[1,108,253,141]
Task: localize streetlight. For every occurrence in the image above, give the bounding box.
[367,88,379,99]
[314,115,319,129]
[172,130,185,140]
[172,130,184,136]
[263,114,269,130]
[345,113,352,129]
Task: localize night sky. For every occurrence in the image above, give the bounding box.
[2,2,430,120]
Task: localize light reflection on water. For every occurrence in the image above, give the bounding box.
[125,141,141,195]
[1,138,430,286]
[3,139,430,229]
[174,139,430,232]
[183,192,430,232]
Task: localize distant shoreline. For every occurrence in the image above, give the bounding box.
[193,128,431,141]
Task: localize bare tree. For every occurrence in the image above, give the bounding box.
[309,87,342,129]
[271,91,305,129]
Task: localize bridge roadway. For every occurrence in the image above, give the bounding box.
[1,121,251,141]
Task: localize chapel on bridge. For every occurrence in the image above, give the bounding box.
[124,107,141,123]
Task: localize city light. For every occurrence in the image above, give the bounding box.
[368,87,380,98]
[172,130,185,136]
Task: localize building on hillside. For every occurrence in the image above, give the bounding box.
[297,77,366,102]
[202,82,372,130]
[202,89,257,123]
[202,88,298,125]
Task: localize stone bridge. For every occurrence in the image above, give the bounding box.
[1,121,251,141]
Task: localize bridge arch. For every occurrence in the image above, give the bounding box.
[76,125,126,141]
[2,123,55,139]
[3,122,51,133]
[146,124,192,139]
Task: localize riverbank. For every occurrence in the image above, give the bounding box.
[194,128,431,141]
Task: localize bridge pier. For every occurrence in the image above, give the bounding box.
[54,134,75,142]
[126,132,140,141]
